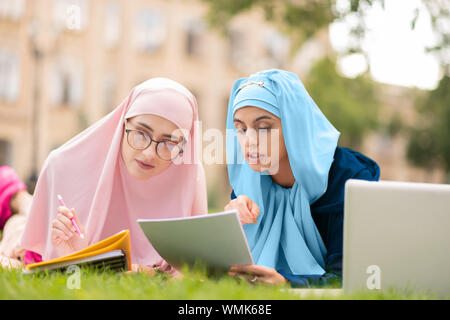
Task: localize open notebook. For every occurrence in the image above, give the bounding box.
[137,210,254,272]
[23,229,132,274]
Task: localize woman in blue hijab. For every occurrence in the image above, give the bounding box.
[225,69,380,287]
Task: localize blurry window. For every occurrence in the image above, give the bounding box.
[135,8,166,53]
[0,139,12,166]
[104,0,121,48]
[51,56,83,107]
[0,0,26,21]
[0,49,20,103]
[185,18,205,57]
[263,30,290,68]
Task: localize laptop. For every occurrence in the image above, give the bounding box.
[343,179,450,297]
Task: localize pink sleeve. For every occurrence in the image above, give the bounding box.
[24,250,43,265]
[0,166,27,229]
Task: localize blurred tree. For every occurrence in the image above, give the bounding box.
[202,0,449,71]
[305,57,379,149]
[417,1,450,77]
[202,0,450,176]
[201,0,375,52]
[202,0,385,148]
[406,2,450,179]
[407,76,450,177]
[385,112,404,138]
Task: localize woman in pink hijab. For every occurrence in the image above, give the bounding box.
[0,165,32,268]
[20,78,207,273]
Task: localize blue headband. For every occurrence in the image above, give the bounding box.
[233,81,280,118]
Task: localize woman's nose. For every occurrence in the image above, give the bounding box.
[245,128,258,149]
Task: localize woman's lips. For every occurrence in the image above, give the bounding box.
[136,159,155,170]
[246,152,265,163]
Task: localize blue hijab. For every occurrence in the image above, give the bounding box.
[226,69,340,276]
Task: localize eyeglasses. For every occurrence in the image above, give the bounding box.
[125,128,184,161]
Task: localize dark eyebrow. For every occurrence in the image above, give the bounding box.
[233,115,274,124]
[134,121,181,142]
[254,115,274,123]
[135,121,153,133]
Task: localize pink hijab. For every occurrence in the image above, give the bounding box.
[20,78,208,266]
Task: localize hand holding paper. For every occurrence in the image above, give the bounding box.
[224,195,260,224]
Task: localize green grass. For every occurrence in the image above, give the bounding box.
[0,266,445,300]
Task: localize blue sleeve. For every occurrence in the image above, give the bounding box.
[320,164,380,272]
[231,189,237,200]
[323,208,344,273]
[311,201,344,276]
[354,165,380,182]
[278,270,342,288]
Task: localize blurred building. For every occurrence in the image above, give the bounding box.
[0,0,446,211]
[0,0,294,209]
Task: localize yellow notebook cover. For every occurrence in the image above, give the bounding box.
[25,229,132,271]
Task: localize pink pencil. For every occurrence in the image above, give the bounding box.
[57,194,84,239]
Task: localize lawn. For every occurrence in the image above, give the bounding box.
[0,215,445,300]
[0,266,443,300]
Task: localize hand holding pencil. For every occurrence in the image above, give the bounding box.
[50,194,89,256]
[57,195,84,239]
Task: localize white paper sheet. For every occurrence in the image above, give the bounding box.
[137,210,254,271]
